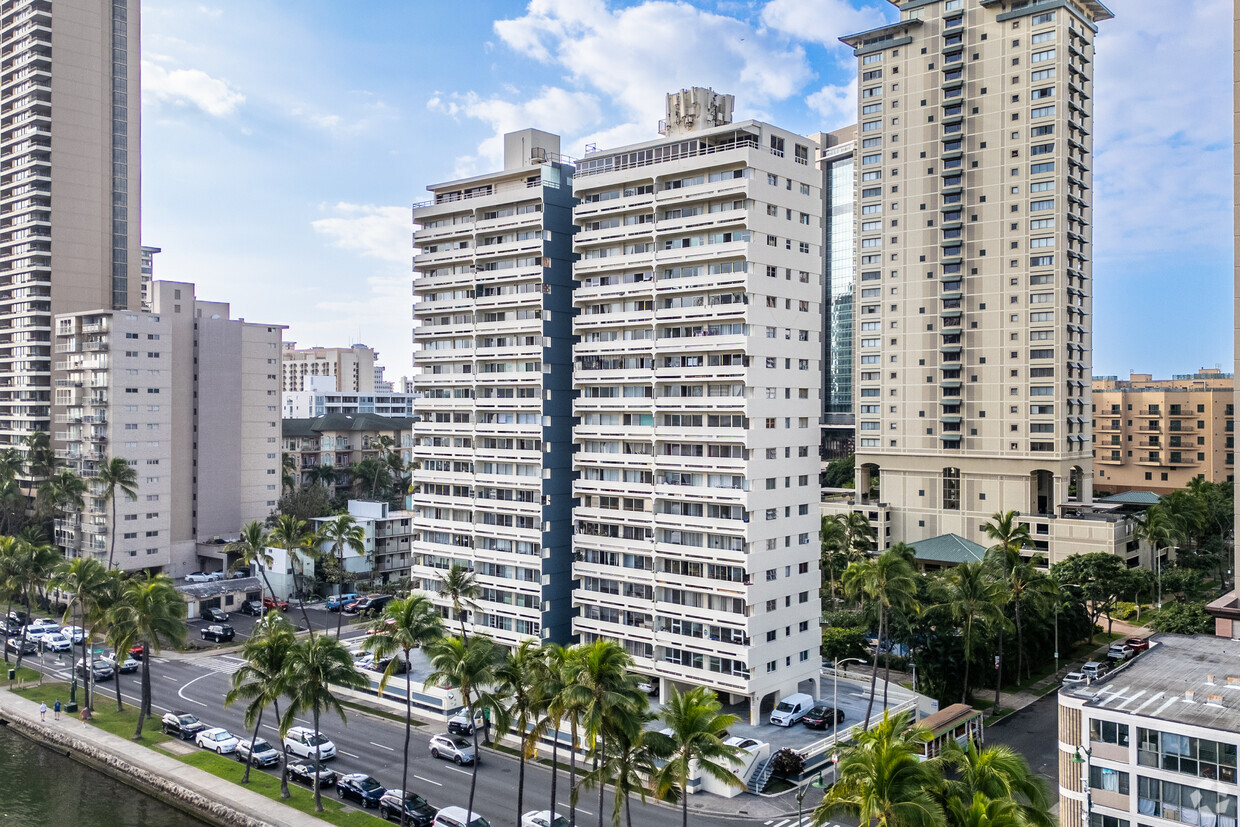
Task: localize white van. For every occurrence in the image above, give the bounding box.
[770,693,816,727]
[434,806,493,827]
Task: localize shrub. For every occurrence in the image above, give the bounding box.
[769,747,806,778]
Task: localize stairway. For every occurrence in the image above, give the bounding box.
[747,757,775,793]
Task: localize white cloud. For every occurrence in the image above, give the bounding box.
[142,60,244,117]
[310,203,410,265]
[1091,0,1232,259]
[760,0,894,46]
[805,80,856,129]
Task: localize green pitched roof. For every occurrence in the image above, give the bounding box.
[282,413,415,437]
[1099,491,1162,505]
[909,533,986,565]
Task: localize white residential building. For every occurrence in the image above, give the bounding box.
[282,375,415,418]
[313,500,415,589]
[570,89,824,721]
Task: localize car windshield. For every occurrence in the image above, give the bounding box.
[211,732,232,741]
[451,736,470,747]
[179,715,199,725]
[252,740,272,752]
[358,778,382,791]
[307,734,331,746]
[300,760,329,770]
[775,701,795,712]
[551,817,571,827]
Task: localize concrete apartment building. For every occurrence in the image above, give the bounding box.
[1,0,143,455]
[825,0,1138,567]
[282,374,415,418]
[312,500,415,587]
[139,245,160,310]
[281,342,377,393]
[1058,635,1240,827]
[54,281,284,574]
[817,125,859,461]
[570,89,824,718]
[1092,370,1235,495]
[282,411,414,497]
[409,128,577,647]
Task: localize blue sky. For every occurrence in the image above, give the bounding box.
[141,0,1233,381]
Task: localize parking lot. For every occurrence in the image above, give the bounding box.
[186,602,366,650]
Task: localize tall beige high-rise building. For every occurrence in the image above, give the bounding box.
[837,0,1118,560]
[7,0,142,451]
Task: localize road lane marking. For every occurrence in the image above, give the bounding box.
[413,775,442,787]
[177,671,214,709]
[339,750,360,758]
[446,766,471,776]
[162,675,179,681]
[369,741,394,751]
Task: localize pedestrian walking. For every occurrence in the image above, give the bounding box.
[39,701,46,721]
[53,699,61,721]
[81,706,91,728]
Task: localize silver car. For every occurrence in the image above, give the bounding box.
[429,733,475,765]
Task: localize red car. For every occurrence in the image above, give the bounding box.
[263,596,290,611]
[130,642,145,660]
[1125,637,1150,652]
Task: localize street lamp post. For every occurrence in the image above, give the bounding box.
[833,657,866,731]
[1071,745,1092,827]
[795,771,829,826]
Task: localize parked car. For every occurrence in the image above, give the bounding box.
[1081,661,1110,681]
[354,594,394,615]
[75,658,114,682]
[337,773,387,808]
[161,710,208,740]
[447,712,483,736]
[521,811,572,827]
[283,726,336,760]
[195,727,239,754]
[236,738,281,767]
[231,566,251,578]
[262,596,290,612]
[288,758,337,788]
[378,789,438,825]
[0,620,19,638]
[371,655,409,675]
[201,607,229,622]
[636,679,658,696]
[238,600,265,616]
[23,620,60,642]
[769,693,815,727]
[326,593,361,612]
[429,733,475,765]
[7,610,28,626]
[434,806,492,827]
[184,571,221,583]
[201,624,235,643]
[1061,671,1088,689]
[1125,637,1150,653]
[101,651,139,673]
[6,637,35,655]
[40,632,72,653]
[801,705,845,730]
[1107,643,1134,662]
[60,625,85,644]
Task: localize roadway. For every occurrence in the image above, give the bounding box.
[23,629,843,827]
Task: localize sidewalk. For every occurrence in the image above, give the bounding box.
[0,684,324,827]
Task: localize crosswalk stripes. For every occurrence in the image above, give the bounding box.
[763,818,834,827]
[197,655,248,676]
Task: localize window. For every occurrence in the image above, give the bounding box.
[1138,728,1238,782]
[1089,766,1129,795]
[1136,776,1237,824]
[943,467,960,510]
[1091,720,1129,747]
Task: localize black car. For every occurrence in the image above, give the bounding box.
[238,600,264,616]
[370,655,409,675]
[7,610,28,626]
[801,705,846,730]
[161,711,208,740]
[378,789,438,825]
[75,659,115,682]
[0,619,20,637]
[201,624,235,643]
[289,759,337,788]
[337,773,386,808]
[6,637,35,655]
[201,607,229,622]
[353,594,394,616]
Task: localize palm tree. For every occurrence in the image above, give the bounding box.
[437,564,479,640]
[1004,557,1057,683]
[319,514,366,638]
[225,612,296,786]
[580,706,672,827]
[938,739,1053,827]
[539,642,574,819]
[1137,504,1180,608]
[362,595,444,825]
[309,462,338,492]
[496,638,550,827]
[11,536,59,674]
[42,469,87,552]
[22,431,54,508]
[982,511,1032,709]
[50,556,108,708]
[98,457,139,569]
[821,514,848,606]
[279,634,368,811]
[281,452,297,493]
[653,685,744,827]
[0,535,22,665]
[269,513,318,634]
[547,645,589,824]
[226,521,277,604]
[812,708,944,827]
[945,792,1025,827]
[109,572,187,738]
[426,634,505,822]
[564,639,646,826]
[941,561,1007,704]
[93,569,130,713]
[842,545,919,727]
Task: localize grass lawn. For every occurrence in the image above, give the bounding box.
[179,750,387,826]
[12,680,173,744]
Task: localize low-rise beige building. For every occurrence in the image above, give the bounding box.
[53,281,284,574]
[1092,371,1235,495]
[281,342,378,393]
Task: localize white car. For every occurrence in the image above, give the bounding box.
[283,726,336,760]
[184,571,222,583]
[39,632,72,653]
[195,727,239,754]
[522,811,573,827]
[429,733,475,765]
[22,621,60,642]
[61,626,85,644]
[100,651,139,673]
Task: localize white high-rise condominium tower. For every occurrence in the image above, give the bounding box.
[11,0,142,452]
[411,129,577,646]
[571,89,824,721]
[834,0,1125,564]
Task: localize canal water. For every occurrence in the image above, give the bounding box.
[0,723,204,826]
